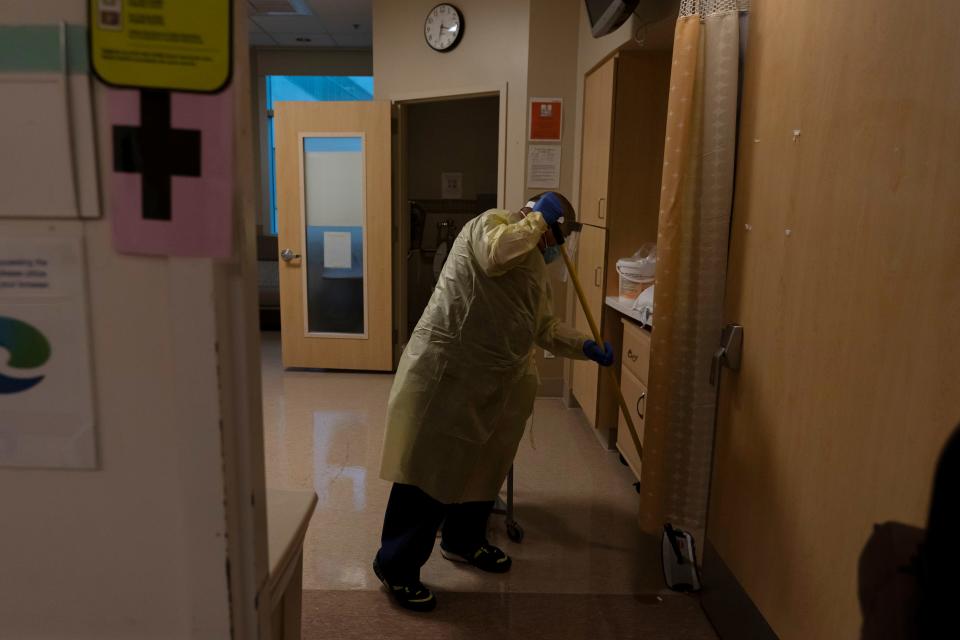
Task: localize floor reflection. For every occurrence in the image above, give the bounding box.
[313,410,368,512]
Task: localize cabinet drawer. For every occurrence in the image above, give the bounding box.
[621,319,650,384]
[617,368,647,482]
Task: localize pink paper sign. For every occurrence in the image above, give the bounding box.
[108,87,233,258]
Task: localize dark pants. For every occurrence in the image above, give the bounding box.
[376,483,494,583]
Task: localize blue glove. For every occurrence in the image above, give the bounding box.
[533,192,565,226]
[583,340,614,367]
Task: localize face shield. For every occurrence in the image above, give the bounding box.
[525,192,577,261]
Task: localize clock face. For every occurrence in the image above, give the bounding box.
[424,4,463,52]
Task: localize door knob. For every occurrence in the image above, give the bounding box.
[280,248,301,262]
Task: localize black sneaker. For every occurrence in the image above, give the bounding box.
[440,542,512,573]
[373,558,437,612]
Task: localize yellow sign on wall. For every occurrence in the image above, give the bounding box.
[89,0,232,93]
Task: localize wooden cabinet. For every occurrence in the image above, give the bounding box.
[617,320,651,482]
[580,57,615,228]
[621,319,651,383]
[569,50,671,444]
[571,224,607,427]
[617,367,647,482]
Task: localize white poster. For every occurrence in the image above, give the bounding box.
[441,172,463,199]
[0,234,97,469]
[526,144,562,189]
[323,231,353,269]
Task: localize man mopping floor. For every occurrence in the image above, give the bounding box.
[373,192,615,612]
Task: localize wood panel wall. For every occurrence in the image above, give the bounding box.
[710,2,960,638]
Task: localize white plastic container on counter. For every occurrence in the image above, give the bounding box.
[616,244,656,303]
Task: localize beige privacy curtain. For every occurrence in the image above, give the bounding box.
[639,0,749,546]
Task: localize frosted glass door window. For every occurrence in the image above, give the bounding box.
[302,136,365,335]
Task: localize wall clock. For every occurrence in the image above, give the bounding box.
[424,4,464,52]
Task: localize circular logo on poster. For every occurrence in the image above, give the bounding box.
[0,316,51,394]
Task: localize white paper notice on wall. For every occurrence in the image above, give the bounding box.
[441,172,463,199]
[527,144,562,189]
[0,78,76,218]
[0,25,100,219]
[323,231,353,270]
[0,232,97,469]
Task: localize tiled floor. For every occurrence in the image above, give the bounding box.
[260,332,717,638]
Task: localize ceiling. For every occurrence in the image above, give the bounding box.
[247,0,372,49]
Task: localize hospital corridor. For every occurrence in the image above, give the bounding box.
[2,1,959,640]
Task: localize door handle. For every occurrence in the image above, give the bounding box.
[598,197,606,219]
[710,323,744,386]
[280,248,301,263]
[636,392,646,420]
[594,266,602,287]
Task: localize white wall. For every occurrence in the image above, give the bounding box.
[0,2,262,638]
[406,96,500,201]
[526,0,582,393]
[373,0,531,210]
[253,48,373,77]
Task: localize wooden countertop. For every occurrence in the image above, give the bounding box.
[266,488,317,592]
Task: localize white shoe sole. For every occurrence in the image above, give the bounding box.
[440,548,470,563]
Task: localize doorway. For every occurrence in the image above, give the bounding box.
[393,91,505,358]
[273,101,393,371]
[256,76,374,334]
[400,95,500,339]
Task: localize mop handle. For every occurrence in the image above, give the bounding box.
[559,245,644,461]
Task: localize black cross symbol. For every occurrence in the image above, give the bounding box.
[113,89,202,221]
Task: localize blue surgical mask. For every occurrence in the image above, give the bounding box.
[542,245,560,264]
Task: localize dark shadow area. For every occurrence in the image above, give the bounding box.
[858,423,960,640]
[302,590,717,640]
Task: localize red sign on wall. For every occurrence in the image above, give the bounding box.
[529,98,563,142]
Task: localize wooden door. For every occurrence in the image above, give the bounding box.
[274,102,392,371]
[703,2,960,638]
[571,224,607,427]
[579,57,615,228]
